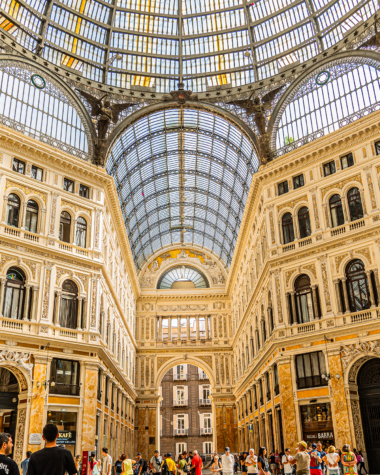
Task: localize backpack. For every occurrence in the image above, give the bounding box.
[183,463,189,473]
[142,460,148,472]
[162,461,169,475]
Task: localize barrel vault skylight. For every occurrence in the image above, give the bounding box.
[0,0,377,93]
[107,108,259,270]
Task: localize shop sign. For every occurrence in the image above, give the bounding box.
[57,430,76,445]
[304,431,334,440]
[28,433,42,445]
[81,451,89,475]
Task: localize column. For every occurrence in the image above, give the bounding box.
[21,202,27,230]
[177,316,181,340]
[341,277,350,314]
[27,357,49,451]
[77,297,83,329]
[31,286,39,321]
[40,208,46,235]
[196,315,200,340]
[277,359,298,454]
[311,285,320,319]
[81,364,99,452]
[327,351,352,448]
[267,307,273,334]
[290,291,297,324]
[186,316,190,341]
[158,317,162,341]
[0,278,5,315]
[374,270,380,301]
[168,317,172,341]
[205,315,210,340]
[366,271,376,308]
[55,291,62,325]
[334,280,343,315]
[360,189,368,216]
[82,298,88,330]
[341,197,349,223]
[23,285,31,320]
[285,292,292,325]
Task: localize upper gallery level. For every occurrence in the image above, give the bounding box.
[228,110,380,391]
[0,125,139,391]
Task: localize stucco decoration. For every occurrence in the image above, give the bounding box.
[0,350,32,383]
[14,408,26,464]
[350,400,366,451]
[340,341,380,373]
[139,248,227,289]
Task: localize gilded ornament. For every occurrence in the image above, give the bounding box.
[5,179,47,204]
[321,173,362,198]
[366,172,377,209]
[41,268,51,320]
[61,199,91,215]
[277,195,308,212]
[90,279,98,328]
[355,248,372,264]
[269,211,275,244]
[285,269,296,286]
[302,263,317,279]
[275,274,283,323]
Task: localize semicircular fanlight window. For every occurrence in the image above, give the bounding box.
[157,265,209,289]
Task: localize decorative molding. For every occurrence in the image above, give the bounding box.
[340,340,380,372]
[0,349,32,382]
[5,179,47,204]
[61,199,91,215]
[158,304,208,312]
[277,195,308,212]
[320,173,363,199]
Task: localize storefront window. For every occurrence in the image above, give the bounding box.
[300,403,334,449]
[50,359,80,395]
[47,411,77,456]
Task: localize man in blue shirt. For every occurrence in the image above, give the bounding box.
[317,443,326,475]
[21,451,32,475]
[309,443,322,475]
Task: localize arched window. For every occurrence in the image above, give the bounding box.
[60,280,78,329]
[76,216,87,248]
[25,200,39,234]
[347,187,364,222]
[6,194,21,228]
[59,212,71,243]
[3,268,26,320]
[346,260,370,312]
[298,207,311,238]
[329,194,344,228]
[282,212,294,244]
[295,274,316,324]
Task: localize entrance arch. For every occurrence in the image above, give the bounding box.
[357,359,380,472]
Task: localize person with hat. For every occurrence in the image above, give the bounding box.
[151,450,163,475]
[290,442,311,475]
[222,447,235,475]
[309,443,322,475]
[136,453,148,475]
[164,453,176,475]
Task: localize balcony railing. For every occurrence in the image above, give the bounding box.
[199,398,211,405]
[200,428,213,435]
[199,373,209,380]
[173,374,187,381]
[174,428,188,436]
[174,399,188,406]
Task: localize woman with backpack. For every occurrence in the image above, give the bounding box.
[211,455,223,475]
[178,454,188,475]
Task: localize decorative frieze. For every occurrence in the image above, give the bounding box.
[321,173,362,198]
[5,179,47,204]
[277,195,308,212]
[341,340,380,371]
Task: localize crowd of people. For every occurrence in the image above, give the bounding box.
[0,427,370,475]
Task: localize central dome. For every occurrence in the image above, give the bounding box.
[2,0,374,93]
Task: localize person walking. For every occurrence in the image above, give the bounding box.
[136,454,148,475]
[178,454,188,475]
[191,450,202,475]
[27,423,77,475]
[101,448,112,475]
[322,446,340,475]
[165,453,177,475]
[0,433,19,475]
[245,449,258,475]
[341,445,357,475]
[222,447,235,475]
[211,455,223,475]
[357,452,367,475]
[258,447,270,475]
[116,455,125,475]
[317,444,326,475]
[290,441,311,475]
[151,450,164,475]
[21,451,32,475]
[242,454,248,475]
[121,454,137,475]
[282,448,293,475]
[309,443,322,475]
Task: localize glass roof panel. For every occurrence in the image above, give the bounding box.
[108,108,258,270]
[7,0,374,91]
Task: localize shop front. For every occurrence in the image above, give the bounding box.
[300,403,334,450]
[47,410,77,456]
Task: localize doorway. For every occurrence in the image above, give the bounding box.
[358,358,380,472]
[0,368,19,459]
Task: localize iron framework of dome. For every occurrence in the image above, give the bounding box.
[0,0,378,93]
[157,265,209,289]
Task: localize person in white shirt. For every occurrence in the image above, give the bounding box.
[282,448,293,475]
[244,449,258,474]
[222,447,235,475]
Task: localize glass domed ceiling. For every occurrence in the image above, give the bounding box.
[1,0,377,93]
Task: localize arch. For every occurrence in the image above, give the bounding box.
[56,273,86,295]
[157,265,209,289]
[155,356,216,391]
[1,261,33,283]
[0,55,95,159]
[268,51,380,152]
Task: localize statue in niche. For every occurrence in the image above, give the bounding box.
[178,250,188,259]
[227,87,283,165]
[76,90,136,166]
